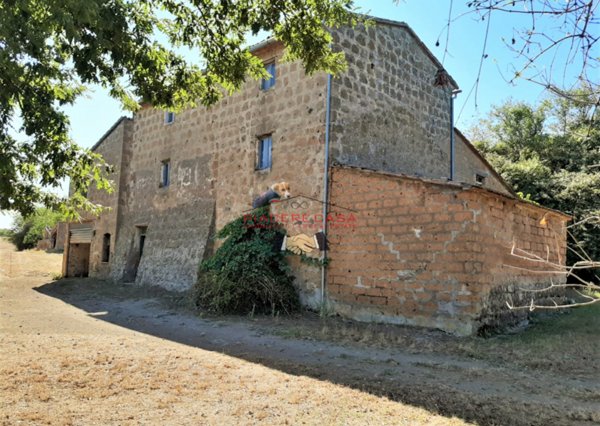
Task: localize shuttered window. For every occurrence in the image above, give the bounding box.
[70,227,93,244]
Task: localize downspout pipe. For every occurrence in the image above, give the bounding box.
[321,73,333,308]
[449,89,461,181]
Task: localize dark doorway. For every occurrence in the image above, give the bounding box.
[139,232,146,258]
[132,226,147,280]
[67,243,90,277]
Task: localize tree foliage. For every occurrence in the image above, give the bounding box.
[1,0,358,216]
[9,207,66,251]
[471,85,600,265]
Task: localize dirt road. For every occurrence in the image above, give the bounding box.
[0,239,465,425]
[1,238,599,425]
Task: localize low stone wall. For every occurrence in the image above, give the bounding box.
[326,166,569,335]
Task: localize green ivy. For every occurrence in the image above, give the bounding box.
[296,252,330,268]
[191,206,299,315]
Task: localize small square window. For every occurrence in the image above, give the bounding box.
[261,62,276,91]
[164,111,175,124]
[160,160,170,187]
[257,136,272,170]
[475,173,486,185]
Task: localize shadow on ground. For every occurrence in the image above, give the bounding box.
[35,278,600,426]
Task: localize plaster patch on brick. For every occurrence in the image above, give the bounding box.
[396,270,417,280]
[413,228,422,238]
[377,233,401,260]
[431,207,483,268]
[438,301,457,316]
[355,276,367,288]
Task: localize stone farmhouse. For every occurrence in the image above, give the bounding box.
[62,18,569,335]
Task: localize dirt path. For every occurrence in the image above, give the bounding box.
[2,239,599,425]
[0,239,466,425]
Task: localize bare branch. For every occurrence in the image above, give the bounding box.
[463,0,600,107]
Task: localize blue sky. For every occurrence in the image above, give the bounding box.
[0,1,583,229]
[63,1,568,149]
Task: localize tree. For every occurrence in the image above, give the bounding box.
[0,0,358,216]
[470,88,600,308]
[10,207,66,250]
[423,0,600,114]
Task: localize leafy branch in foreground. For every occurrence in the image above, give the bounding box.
[1,0,359,216]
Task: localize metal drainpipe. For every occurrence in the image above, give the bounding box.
[321,73,333,307]
[449,89,462,181]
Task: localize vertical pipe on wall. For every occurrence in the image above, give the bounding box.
[449,89,461,181]
[320,73,333,307]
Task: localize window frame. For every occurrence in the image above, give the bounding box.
[256,135,272,170]
[164,111,175,125]
[160,159,171,188]
[260,61,276,91]
[475,172,487,185]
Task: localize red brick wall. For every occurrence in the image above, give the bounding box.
[327,166,569,335]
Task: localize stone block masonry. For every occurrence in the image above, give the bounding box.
[327,165,569,335]
[65,17,571,334]
[330,22,454,181]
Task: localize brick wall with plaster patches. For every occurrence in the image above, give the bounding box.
[327,166,569,335]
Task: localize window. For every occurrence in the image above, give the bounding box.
[160,159,170,187]
[257,135,272,170]
[475,173,487,185]
[261,62,276,91]
[101,233,110,263]
[164,111,175,124]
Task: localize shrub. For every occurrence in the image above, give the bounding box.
[191,206,299,315]
[10,208,65,251]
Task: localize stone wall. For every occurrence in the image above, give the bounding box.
[326,166,569,335]
[109,41,330,291]
[54,222,67,251]
[453,129,512,196]
[329,22,454,180]
[86,117,132,279]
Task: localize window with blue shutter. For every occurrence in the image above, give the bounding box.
[257,136,272,170]
[261,62,276,91]
[165,111,175,124]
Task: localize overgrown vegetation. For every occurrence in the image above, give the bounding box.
[470,85,600,269]
[10,208,66,251]
[0,228,12,238]
[191,206,299,315]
